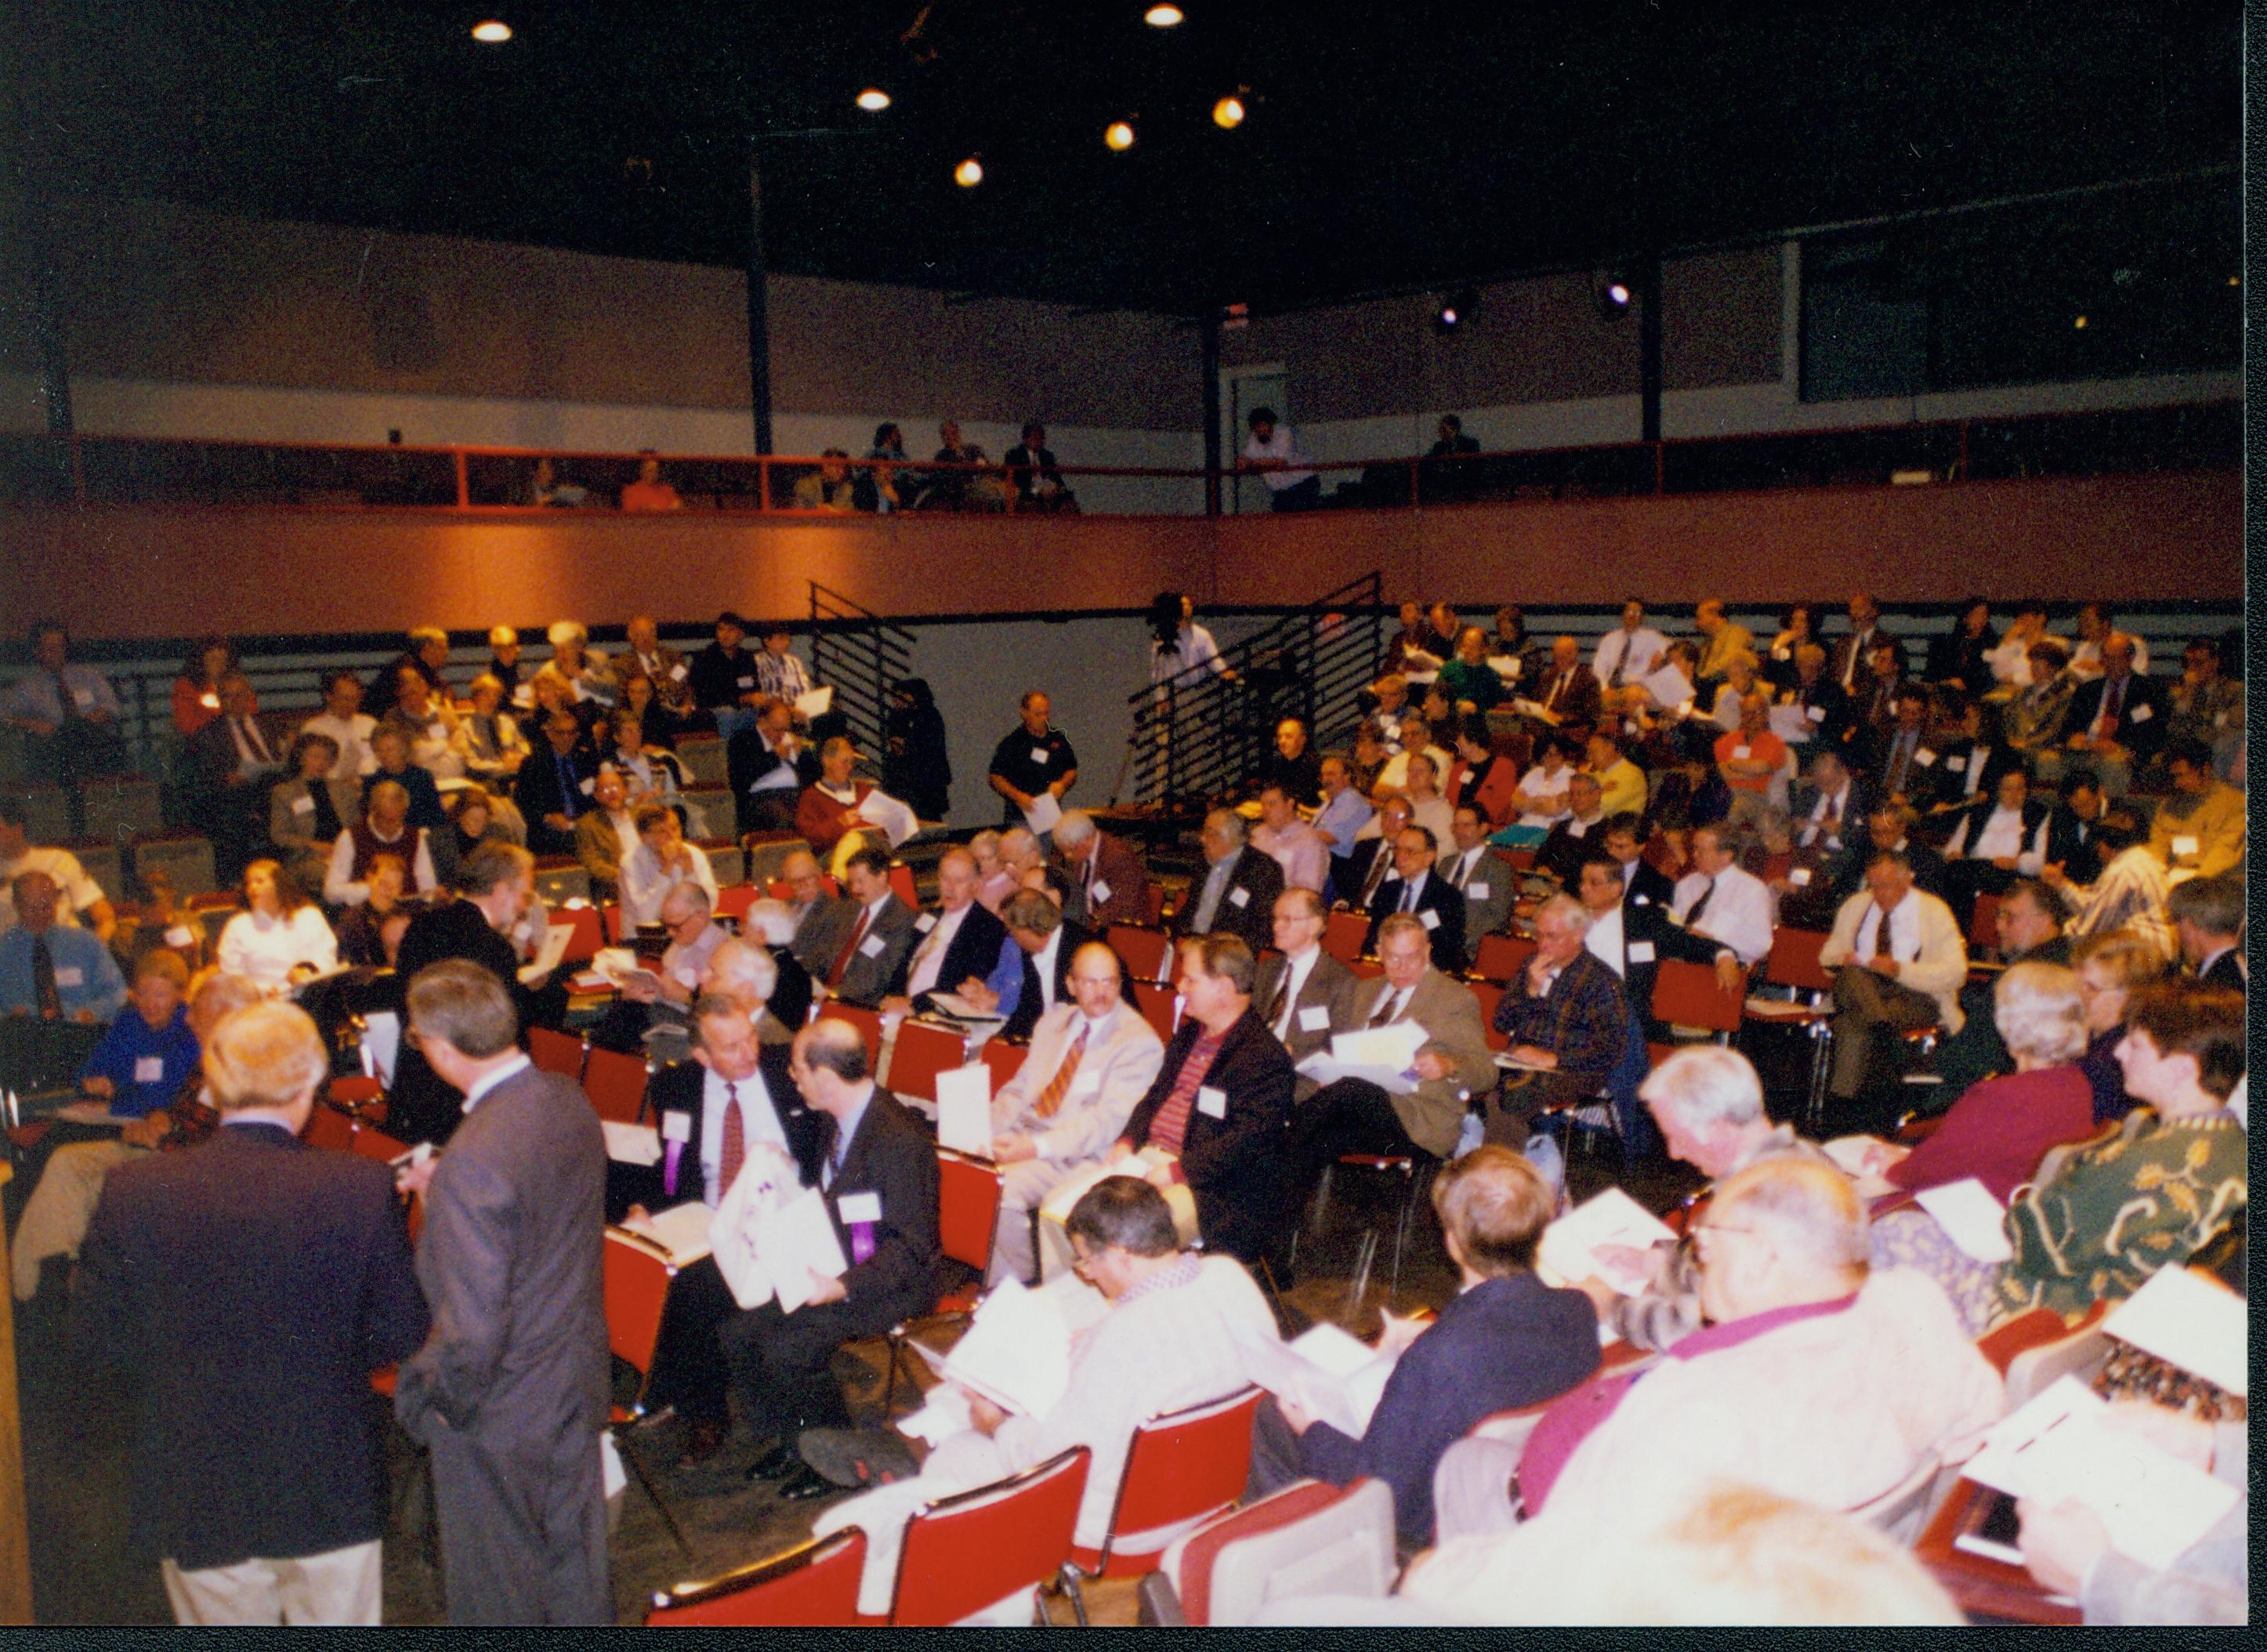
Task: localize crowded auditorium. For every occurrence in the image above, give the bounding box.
[0,1,2246,1631]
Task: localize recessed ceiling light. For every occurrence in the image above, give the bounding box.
[856,87,891,112]
[954,156,984,187]
[470,19,512,44]
[1105,120,1136,150]
[1212,95,1246,129]
[1145,5,1186,27]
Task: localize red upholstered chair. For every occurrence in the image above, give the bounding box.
[885,1020,966,1105]
[1106,924,1174,984]
[816,1003,885,1069]
[603,1226,694,1554]
[1645,958,1746,1067]
[556,903,605,965]
[1743,927,1838,1129]
[600,902,625,944]
[348,1124,411,1165]
[1150,1476,1396,1628]
[582,1046,650,1125]
[889,862,918,908]
[1968,891,2004,954]
[1129,980,1181,1042]
[882,1147,1005,1413]
[714,882,759,922]
[646,1529,867,1627]
[1471,932,1536,985]
[885,1447,1091,1627]
[527,1025,589,1081]
[766,875,839,900]
[1057,1386,1266,1619]
[1143,884,1167,925]
[1468,980,1509,1052]
[979,1038,1029,1094]
[301,1102,359,1154]
[1320,910,1369,965]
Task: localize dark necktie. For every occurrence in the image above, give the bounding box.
[1887,733,1913,794]
[827,906,874,988]
[717,1080,745,1199]
[556,752,581,813]
[1367,987,1403,1028]
[1400,878,1418,913]
[31,933,60,1016]
[1684,878,1716,928]
[1360,849,1392,908]
[1873,903,1897,959]
[2097,679,2124,739]
[1606,638,1626,690]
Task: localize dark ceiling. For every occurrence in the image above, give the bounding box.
[10,0,2241,315]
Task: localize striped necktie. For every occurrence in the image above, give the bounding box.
[1033,1025,1089,1119]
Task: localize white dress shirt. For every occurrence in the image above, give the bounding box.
[904,902,973,998]
[1950,805,2048,874]
[1671,864,1774,965]
[1854,888,1924,962]
[1439,844,1489,891]
[1593,625,1668,687]
[324,824,437,907]
[698,1064,790,1206]
[1027,926,1066,1016]
[1799,783,1855,848]
[1269,944,1323,1042]
[462,1052,532,1116]
[1513,764,1575,828]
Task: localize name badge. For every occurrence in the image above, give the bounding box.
[164,925,195,947]
[1030,746,1051,765]
[578,777,596,795]
[1627,941,1656,963]
[134,1056,165,1084]
[291,794,315,813]
[1946,755,1967,773]
[1227,886,1249,908]
[426,721,445,740]
[1070,1068,1103,1098]
[1730,744,1751,759]
[1807,705,1826,723]
[670,662,688,682]
[1297,1005,1331,1032]
[1418,908,1440,930]
[71,687,96,707]
[54,965,84,987]
[838,1190,882,1225]
[859,933,888,958]
[914,912,938,933]
[674,966,700,988]
[1466,881,1490,900]
[2171,835,2200,858]
[1091,880,1112,906]
[2127,702,2153,723]
[1196,1085,1228,1120]
[1913,748,1937,767]
[1789,866,1813,886]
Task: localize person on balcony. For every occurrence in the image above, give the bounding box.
[1240,406,1320,511]
[618,450,683,511]
[1005,420,1078,513]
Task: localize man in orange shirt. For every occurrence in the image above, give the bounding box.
[1714,690,1788,831]
[618,451,683,511]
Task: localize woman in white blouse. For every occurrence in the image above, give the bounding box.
[216,859,339,993]
[1509,737,1579,828]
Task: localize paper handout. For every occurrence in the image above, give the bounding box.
[1232,1321,1398,1438]
[853,788,921,849]
[1536,1186,1677,1294]
[934,1061,994,1157]
[634,1201,715,1266]
[1821,1134,1911,1200]
[600,1120,663,1166]
[793,685,834,720]
[1298,1021,1426,1094]
[764,1186,852,1314]
[1022,790,1063,835]
[914,1277,1076,1417]
[1913,1177,2013,1263]
[520,919,576,986]
[2100,1266,2247,1397]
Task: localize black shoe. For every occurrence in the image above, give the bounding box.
[676,1418,729,1469]
[799,1426,921,1490]
[744,1438,799,1482]
[776,1463,836,1502]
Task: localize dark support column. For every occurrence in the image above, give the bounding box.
[744,139,774,456]
[1637,252,1664,445]
[1200,309,1223,516]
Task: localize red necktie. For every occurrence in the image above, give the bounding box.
[1033,1025,1088,1120]
[827,906,872,988]
[717,1081,745,1197]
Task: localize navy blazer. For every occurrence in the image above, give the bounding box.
[1363,868,1467,972]
[73,1122,429,1570]
[2066,672,2171,763]
[612,1045,824,1220]
[893,900,1010,1005]
[1121,1007,1297,1264]
[1298,1270,1601,1545]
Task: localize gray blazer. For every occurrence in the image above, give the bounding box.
[394,1064,610,1447]
[268,775,363,853]
[1436,843,1514,965]
[814,894,921,1009]
[1349,967,1497,1158]
[1254,947,1363,1089]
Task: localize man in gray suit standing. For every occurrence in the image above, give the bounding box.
[393,960,612,1625]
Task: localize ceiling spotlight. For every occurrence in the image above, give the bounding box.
[954,155,984,188]
[1435,288,1476,334]
[1144,4,1185,26]
[2072,314,2088,330]
[856,87,892,112]
[1212,94,1246,129]
[1105,119,1137,150]
[470,19,512,43]
[1596,274,1632,319]
[2229,274,2241,287]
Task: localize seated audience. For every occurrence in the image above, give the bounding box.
[795,736,877,865]
[267,732,360,896]
[181,671,284,879]
[361,625,449,722]
[803,846,918,1009]
[1983,599,2056,687]
[1005,421,1079,512]
[1487,895,1628,1144]
[521,455,589,508]
[618,451,683,511]
[1507,737,1577,828]
[878,847,1008,1015]
[2,870,126,1020]
[382,667,465,779]
[1668,823,1773,979]
[1255,889,1360,1090]
[429,784,516,891]
[1439,806,1512,962]
[726,696,812,836]
[483,625,524,697]
[2146,737,2243,882]
[2069,929,2165,1122]
[215,860,338,994]
[1362,825,1465,971]
[2164,635,2243,776]
[1249,1146,1600,1549]
[299,670,377,786]
[620,804,716,929]
[791,450,856,511]
[572,767,643,902]
[534,618,617,709]
[2059,633,2164,795]
[1818,850,1968,1121]
[2167,871,2244,992]
[325,779,438,907]
[515,710,599,855]
[334,855,415,969]
[73,951,199,1120]
[1526,636,1601,728]
[1533,771,1610,889]
[1443,719,1519,829]
[688,610,763,740]
[2070,603,2149,679]
[2004,639,2077,752]
[1182,808,1284,954]
[1339,795,1414,913]
[967,830,1014,913]
[1691,599,1755,696]
[1399,752,1455,848]
[361,725,447,833]
[735,902,813,1037]
[603,708,682,806]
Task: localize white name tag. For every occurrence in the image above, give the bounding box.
[427,721,445,740]
[1946,755,1967,773]
[1632,893,1650,905]
[54,965,84,987]
[1070,1068,1103,1098]
[1196,1085,1228,1120]
[164,925,195,947]
[72,688,96,707]
[1730,744,1751,759]
[134,1056,165,1084]
[838,1191,883,1224]
[1913,748,1938,768]
[737,675,755,689]
[858,933,887,958]
[1807,705,1827,723]
[1789,866,1813,887]
[674,965,700,988]
[914,912,938,933]
[291,793,315,814]
[1627,941,1656,963]
[662,1109,693,1143]
[1090,880,1112,906]
[1030,747,1051,765]
[578,777,596,795]
[1418,908,1440,930]
[1466,882,1491,900]
[2127,701,2153,723]
[1227,886,1249,908]
[1298,1004,1331,1032]
[2172,835,2200,857]
[670,662,688,682]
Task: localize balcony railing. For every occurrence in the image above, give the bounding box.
[0,399,2237,516]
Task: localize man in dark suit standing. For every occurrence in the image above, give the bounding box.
[1179,809,1283,955]
[616,996,824,1465]
[734,1018,940,1501]
[1117,933,1297,1267]
[1362,825,1465,972]
[813,846,919,1009]
[393,959,612,1625]
[73,1001,427,1625]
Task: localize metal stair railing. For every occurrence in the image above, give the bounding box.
[1121,572,1385,806]
[806,581,916,763]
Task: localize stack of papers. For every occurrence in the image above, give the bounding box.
[2100,1266,2246,1397]
[1913,1177,2012,1263]
[911,1277,1076,1416]
[934,1061,994,1157]
[1536,1187,1677,1294]
[763,1187,851,1313]
[1296,1022,1425,1094]
[1962,1377,2239,1569]
[1821,1134,1911,1200]
[51,1101,126,1128]
[793,685,834,719]
[633,1201,715,1266]
[588,947,663,995]
[1233,1321,1398,1438]
[854,788,920,849]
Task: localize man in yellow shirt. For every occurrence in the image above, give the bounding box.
[2146,738,2243,882]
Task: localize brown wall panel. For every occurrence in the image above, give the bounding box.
[0,471,2234,643]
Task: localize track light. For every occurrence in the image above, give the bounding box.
[954,155,984,188]
[856,87,892,112]
[470,19,512,43]
[1105,119,1137,151]
[1144,4,1185,26]
[1212,94,1246,129]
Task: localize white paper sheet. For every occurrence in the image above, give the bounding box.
[1767,704,1816,743]
[1536,1187,1678,1294]
[601,1120,663,1166]
[1232,1321,1398,1438]
[519,919,576,985]
[1821,1134,1911,1199]
[637,1201,715,1266]
[924,1277,1075,1416]
[1022,791,1063,835]
[935,1062,994,1157]
[360,1010,402,1089]
[853,788,920,849]
[794,685,835,719]
[2101,1266,2247,1397]
[1329,1023,1426,1070]
[1914,1177,2013,1263]
[765,1186,851,1313]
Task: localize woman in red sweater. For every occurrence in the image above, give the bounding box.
[1876,961,2099,1204]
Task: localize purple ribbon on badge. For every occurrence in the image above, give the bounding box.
[849,1222,877,1266]
[663,1140,685,1197]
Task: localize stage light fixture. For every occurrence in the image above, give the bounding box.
[856,87,892,112]
[1595,274,1632,319]
[1105,119,1137,150]
[1435,288,1476,333]
[1213,95,1246,129]
[954,155,984,187]
[470,19,512,43]
[1145,4,1185,27]
[2072,313,2088,330]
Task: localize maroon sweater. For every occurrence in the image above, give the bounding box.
[1884,1064,2098,1205]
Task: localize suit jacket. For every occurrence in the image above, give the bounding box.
[1182,846,1282,954]
[687,643,759,712]
[1621,857,1677,911]
[1490,948,1628,1091]
[183,714,280,795]
[1532,818,1609,891]
[1778,678,1854,752]
[2065,672,2171,764]
[1001,921,1128,1043]
[1592,897,1721,1035]
[1827,626,1902,694]
[573,810,632,891]
[268,773,363,853]
[1252,948,1360,1067]
[816,1089,941,1332]
[1295,1270,1600,1545]
[992,1000,1166,1165]
[1338,835,1401,912]
[1058,831,1152,931]
[1787,776,1874,856]
[2043,802,2108,886]
[726,727,817,833]
[790,895,852,976]
[1363,868,1467,972]
[513,744,597,842]
[766,944,813,1037]
[1445,752,1523,829]
[618,643,694,713]
[1914,738,2024,814]
[1346,968,1496,1157]
[1943,795,2054,867]
[617,1045,824,1219]
[73,1122,428,1570]
[2196,948,2244,993]
[388,898,534,1146]
[393,1065,610,1460]
[817,894,920,1009]
[1436,844,1516,963]
[893,899,1009,1005]
[1122,1008,1297,1263]
[1826,837,1947,907]
[1530,663,1602,727]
